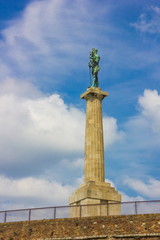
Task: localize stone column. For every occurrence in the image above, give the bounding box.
[69,87,121,217]
[81,88,108,182]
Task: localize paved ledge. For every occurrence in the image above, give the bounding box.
[37,233,160,240]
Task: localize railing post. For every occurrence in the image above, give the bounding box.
[107,202,109,216]
[80,205,82,217]
[28,209,31,221]
[135,201,137,214]
[54,207,56,219]
[4,211,7,223]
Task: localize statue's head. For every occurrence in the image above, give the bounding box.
[92,48,98,53]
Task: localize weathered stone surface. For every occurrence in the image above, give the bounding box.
[69,181,121,217]
[81,87,108,183]
[0,214,160,239]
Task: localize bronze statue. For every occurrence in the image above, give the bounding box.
[88,48,100,87]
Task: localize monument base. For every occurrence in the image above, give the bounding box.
[69,181,121,217]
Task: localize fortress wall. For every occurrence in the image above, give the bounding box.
[0,213,160,240]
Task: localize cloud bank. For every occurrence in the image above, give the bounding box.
[1,82,160,209]
[0,78,123,209]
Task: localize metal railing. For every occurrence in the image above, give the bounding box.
[0,200,160,223]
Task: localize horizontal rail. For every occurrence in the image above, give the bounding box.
[0,200,160,223]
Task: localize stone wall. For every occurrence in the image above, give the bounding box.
[0,214,160,240]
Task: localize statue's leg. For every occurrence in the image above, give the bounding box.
[95,74,98,87]
[91,75,96,87]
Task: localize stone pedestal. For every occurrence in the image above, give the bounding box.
[69,87,121,217]
[69,181,121,217]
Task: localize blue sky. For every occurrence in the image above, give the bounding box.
[0,0,160,210]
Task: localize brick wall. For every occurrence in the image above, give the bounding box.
[0,214,160,240]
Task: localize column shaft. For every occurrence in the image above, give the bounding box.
[84,93,104,182]
[81,88,108,183]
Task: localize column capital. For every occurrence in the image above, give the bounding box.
[80,87,108,101]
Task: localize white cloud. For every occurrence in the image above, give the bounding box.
[104,117,124,147]
[121,192,144,202]
[131,6,160,34]
[138,89,160,133]
[124,177,160,199]
[0,78,123,210]
[24,94,85,153]
[120,191,157,215]
[108,89,160,188]
[0,0,111,83]
[123,89,160,150]
[105,178,144,202]
[0,79,85,177]
[0,175,74,210]
[62,158,84,170]
[2,0,62,53]
[0,78,121,180]
[0,78,42,98]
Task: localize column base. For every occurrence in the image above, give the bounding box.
[69,181,121,217]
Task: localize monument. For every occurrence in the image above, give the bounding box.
[69,49,121,217]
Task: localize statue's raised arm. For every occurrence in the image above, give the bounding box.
[88,48,100,87]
